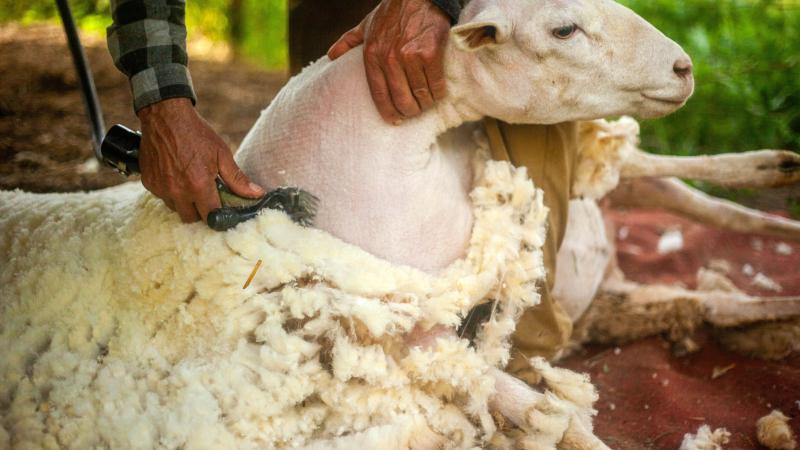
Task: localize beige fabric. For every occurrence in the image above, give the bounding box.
[484,119,578,371]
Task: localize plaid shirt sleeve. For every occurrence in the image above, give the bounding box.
[431,0,462,24]
[107,0,196,112]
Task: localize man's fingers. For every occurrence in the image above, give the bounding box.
[383,53,421,118]
[175,201,200,223]
[365,50,402,123]
[195,182,222,222]
[328,27,364,60]
[423,55,447,101]
[142,176,176,211]
[218,151,264,199]
[404,58,435,111]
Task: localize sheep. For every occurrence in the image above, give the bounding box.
[1,0,701,447]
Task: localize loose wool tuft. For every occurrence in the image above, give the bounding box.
[757,410,797,450]
[679,425,732,450]
[571,117,640,200]
[0,157,600,448]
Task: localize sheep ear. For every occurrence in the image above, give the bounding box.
[451,7,511,51]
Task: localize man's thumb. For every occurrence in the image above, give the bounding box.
[328,27,364,60]
[219,153,264,199]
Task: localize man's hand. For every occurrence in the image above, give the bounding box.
[137,98,264,223]
[327,0,451,124]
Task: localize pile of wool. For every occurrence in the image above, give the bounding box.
[0,158,597,448]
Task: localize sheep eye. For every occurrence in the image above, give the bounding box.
[552,24,578,39]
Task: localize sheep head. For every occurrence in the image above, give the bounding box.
[446,0,694,124]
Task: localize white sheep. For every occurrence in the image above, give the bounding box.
[1,0,706,448]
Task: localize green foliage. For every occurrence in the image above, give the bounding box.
[788,197,800,219]
[182,0,287,68]
[618,0,800,155]
[0,0,109,33]
[238,0,286,69]
[0,0,286,68]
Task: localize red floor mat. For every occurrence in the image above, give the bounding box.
[562,331,800,449]
[560,209,800,449]
[611,209,800,296]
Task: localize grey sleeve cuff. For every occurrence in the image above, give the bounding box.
[130,63,197,112]
[430,0,461,24]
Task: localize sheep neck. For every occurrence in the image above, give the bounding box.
[392,44,485,142]
[426,44,485,134]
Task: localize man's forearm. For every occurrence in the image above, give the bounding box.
[107,0,196,112]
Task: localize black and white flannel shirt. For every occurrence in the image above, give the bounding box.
[107,0,463,113]
[107,0,195,112]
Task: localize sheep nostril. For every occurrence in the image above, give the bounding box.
[673,58,693,79]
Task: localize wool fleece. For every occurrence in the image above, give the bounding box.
[0,156,599,448]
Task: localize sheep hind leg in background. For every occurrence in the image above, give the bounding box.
[572,269,800,358]
[619,147,800,189]
[609,176,800,243]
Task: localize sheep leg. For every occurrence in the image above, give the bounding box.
[620,149,800,188]
[576,277,800,345]
[406,327,549,432]
[407,327,608,448]
[699,293,800,327]
[557,416,611,450]
[488,368,547,429]
[574,278,707,344]
[490,369,610,450]
[608,177,800,242]
[299,419,446,450]
[407,326,547,429]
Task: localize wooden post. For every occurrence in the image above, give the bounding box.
[288,0,377,74]
[229,0,244,58]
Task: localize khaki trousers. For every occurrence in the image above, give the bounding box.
[483,119,578,376]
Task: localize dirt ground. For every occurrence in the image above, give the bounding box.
[0,24,285,192]
[2,23,798,450]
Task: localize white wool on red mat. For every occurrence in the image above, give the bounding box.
[679,425,731,450]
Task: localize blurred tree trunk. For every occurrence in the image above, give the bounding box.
[288,0,377,75]
[229,0,244,58]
